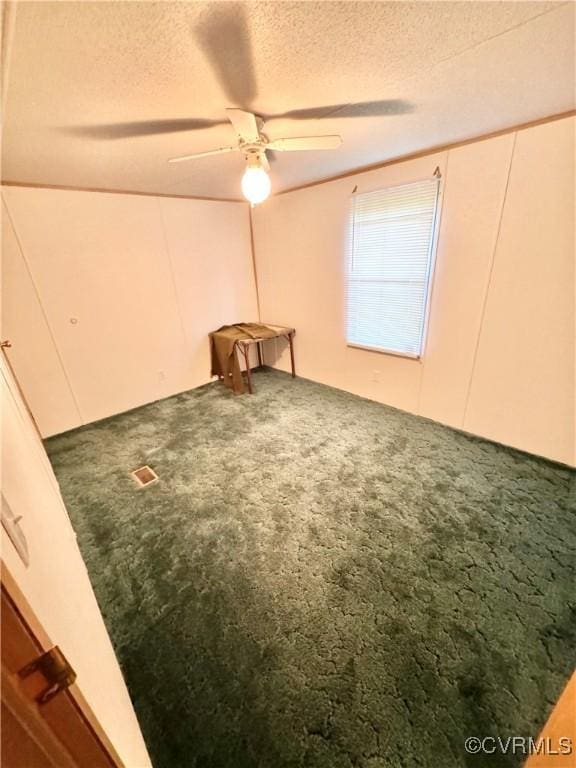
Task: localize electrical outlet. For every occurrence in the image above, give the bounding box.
[372,370,381,383]
[157,370,166,382]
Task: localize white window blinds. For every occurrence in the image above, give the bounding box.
[346,177,440,358]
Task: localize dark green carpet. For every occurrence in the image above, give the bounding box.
[46,369,575,768]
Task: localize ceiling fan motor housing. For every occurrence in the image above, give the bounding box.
[244,145,268,166]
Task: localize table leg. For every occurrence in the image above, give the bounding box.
[257,340,263,368]
[288,332,296,378]
[242,342,253,394]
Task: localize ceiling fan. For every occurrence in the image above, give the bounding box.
[64,5,414,204]
[167,107,342,205]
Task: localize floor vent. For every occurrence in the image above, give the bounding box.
[131,465,159,488]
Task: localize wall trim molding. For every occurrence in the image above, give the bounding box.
[278,109,576,196]
[461,131,517,428]
[0,180,245,205]
[248,207,261,321]
[2,109,574,203]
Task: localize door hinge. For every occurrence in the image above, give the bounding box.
[18,646,77,705]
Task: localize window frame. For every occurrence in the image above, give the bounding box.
[345,175,442,361]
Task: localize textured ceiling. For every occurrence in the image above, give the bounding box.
[2,1,574,200]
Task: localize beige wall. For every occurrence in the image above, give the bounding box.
[463,119,575,463]
[1,356,152,766]
[2,117,573,463]
[2,198,82,435]
[1,187,257,436]
[252,116,575,466]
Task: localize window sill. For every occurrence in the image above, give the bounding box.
[346,343,421,361]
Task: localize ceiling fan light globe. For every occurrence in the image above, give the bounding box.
[241,166,271,205]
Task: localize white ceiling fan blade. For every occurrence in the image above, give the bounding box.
[168,146,237,163]
[226,108,260,143]
[266,135,342,152]
[259,151,270,172]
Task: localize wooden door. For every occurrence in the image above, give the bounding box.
[1,569,123,768]
[525,672,576,768]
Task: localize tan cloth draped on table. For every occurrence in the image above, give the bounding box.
[209,323,280,394]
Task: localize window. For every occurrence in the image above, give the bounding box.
[346,177,441,358]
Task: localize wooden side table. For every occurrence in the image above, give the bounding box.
[236,325,296,394]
